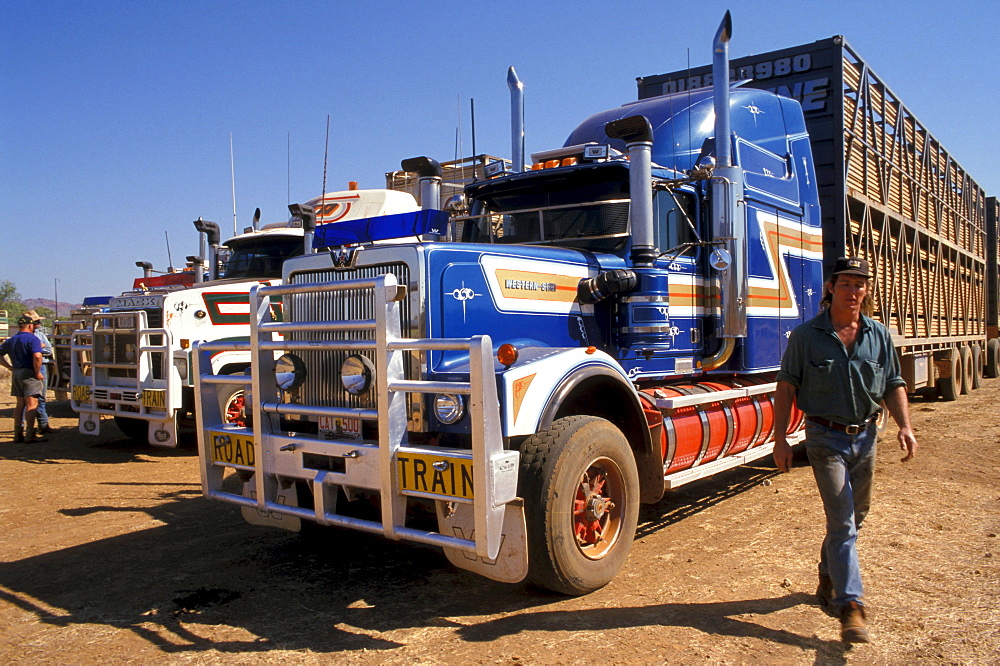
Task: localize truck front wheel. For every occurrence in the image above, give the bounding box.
[518,415,640,596]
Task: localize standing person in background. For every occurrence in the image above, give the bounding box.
[0,314,48,443]
[772,257,918,644]
[24,310,54,434]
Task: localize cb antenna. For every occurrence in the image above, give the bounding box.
[230,132,238,236]
[321,114,330,197]
[164,230,174,272]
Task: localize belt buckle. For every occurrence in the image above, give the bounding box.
[844,423,863,435]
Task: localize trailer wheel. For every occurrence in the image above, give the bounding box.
[987,339,1000,379]
[959,345,973,395]
[113,416,148,442]
[518,415,640,596]
[937,348,962,401]
[970,344,983,390]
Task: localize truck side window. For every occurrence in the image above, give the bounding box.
[653,190,697,258]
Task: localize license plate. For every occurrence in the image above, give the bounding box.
[397,451,474,500]
[72,384,92,403]
[142,389,166,409]
[318,416,361,439]
[209,430,255,466]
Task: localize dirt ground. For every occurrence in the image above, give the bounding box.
[0,373,997,665]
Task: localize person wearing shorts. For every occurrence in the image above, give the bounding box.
[0,315,48,443]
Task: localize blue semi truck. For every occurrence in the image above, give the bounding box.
[193,13,994,594]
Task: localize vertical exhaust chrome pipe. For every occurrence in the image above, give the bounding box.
[135,261,153,279]
[710,9,747,343]
[507,67,524,172]
[193,218,221,280]
[401,156,443,241]
[606,115,656,267]
[288,204,316,255]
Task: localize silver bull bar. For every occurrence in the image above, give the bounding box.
[194,273,518,561]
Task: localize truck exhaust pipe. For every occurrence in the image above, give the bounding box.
[710,10,748,343]
[606,115,656,267]
[401,156,444,241]
[193,218,221,281]
[507,66,524,173]
[288,203,316,254]
[135,261,153,279]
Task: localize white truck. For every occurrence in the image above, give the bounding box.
[71,188,420,447]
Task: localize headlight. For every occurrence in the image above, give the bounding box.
[175,357,189,381]
[101,343,112,361]
[341,354,375,395]
[125,343,137,362]
[434,393,465,424]
[275,353,307,391]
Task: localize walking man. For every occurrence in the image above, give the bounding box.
[0,314,49,443]
[772,257,918,643]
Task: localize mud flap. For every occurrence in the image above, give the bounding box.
[436,499,528,584]
[240,480,302,532]
[148,419,176,448]
[79,412,100,436]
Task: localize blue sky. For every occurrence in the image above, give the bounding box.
[3,0,998,305]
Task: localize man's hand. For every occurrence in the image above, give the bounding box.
[772,437,794,473]
[898,427,917,462]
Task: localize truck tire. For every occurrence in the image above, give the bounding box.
[970,343,983,390]
[987,338,1000,379]
[937,348,962,401]
[219,384,247,427]
[959,345,973,395]
[114,416,148,442]
[518,415,640,596]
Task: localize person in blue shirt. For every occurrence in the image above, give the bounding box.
[0,315,49,442]
[772,257,918,644]
[24,311,55,433]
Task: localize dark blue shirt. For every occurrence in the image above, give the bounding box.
[0,331,43,369]
[777,311,905,424]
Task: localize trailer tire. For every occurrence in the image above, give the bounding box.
[970,344,983,390]
[986,338,1000,379]
[959,345,973,395]
[518,415,640,596]
[114,416,148,442]
[937,348,962,401]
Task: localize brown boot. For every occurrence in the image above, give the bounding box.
[13,429,24,443]
[840,601,870,643]
[816,573,833,608]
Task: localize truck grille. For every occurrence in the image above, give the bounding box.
[286,262,413,413]
[93,309,164,380]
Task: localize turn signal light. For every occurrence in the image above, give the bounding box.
[180,339,190,349]
[497,343,519,367]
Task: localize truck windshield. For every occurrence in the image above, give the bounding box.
[222,237,303,279]
[458,170,631,252]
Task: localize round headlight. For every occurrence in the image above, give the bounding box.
[434,393,465,425]
[125,343,137,362]
[102,343,112,361]
[341,354,375,395]
[275,353,307,391]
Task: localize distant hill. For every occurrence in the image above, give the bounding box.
[23,298,85,317]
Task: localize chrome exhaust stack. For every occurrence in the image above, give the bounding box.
[507,66,524,172]
[193,218,221,281]
[288,204,316,255]
[401,156,443,241]
[606,115,656,267]
[710,10,747,340]
[135,261,153,279]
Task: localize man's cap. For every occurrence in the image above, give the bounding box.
[831,256,872,278]
[20,309,45,322]
[16,315,33,325]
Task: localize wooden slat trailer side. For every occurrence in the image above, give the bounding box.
[638,36,998,398]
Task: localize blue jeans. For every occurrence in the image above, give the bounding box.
[36,365,48,427]
[804,420,877,608]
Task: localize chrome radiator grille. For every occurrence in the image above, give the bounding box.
[286,262,413,412]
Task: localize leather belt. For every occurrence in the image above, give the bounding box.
[806,414,877,435]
